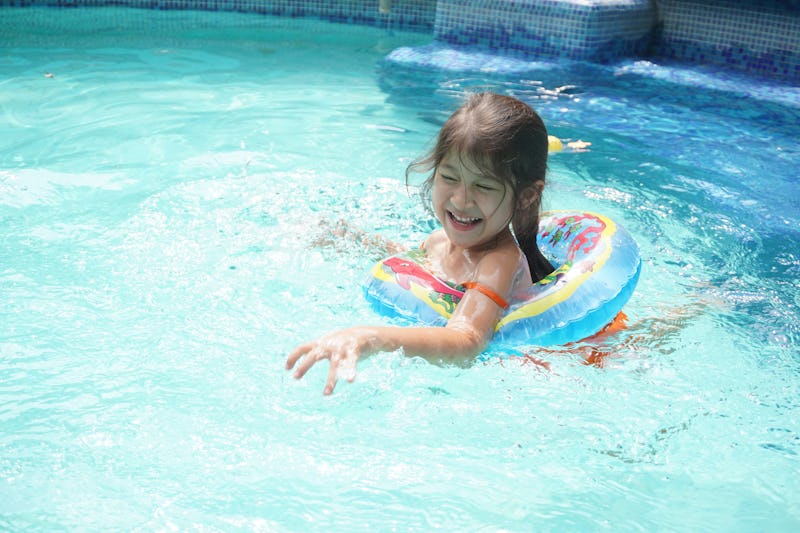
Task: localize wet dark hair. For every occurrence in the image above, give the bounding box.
[405,92,554,282]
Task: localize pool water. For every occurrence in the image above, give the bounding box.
[2,7,799,530]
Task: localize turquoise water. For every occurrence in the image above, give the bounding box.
[2,7,799,530]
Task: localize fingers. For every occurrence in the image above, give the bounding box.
[285,342,312,370]
[286,342,322,380]
[287,341,343,390]
[292,346,324,380]
[287,338,361,395]
[323,363,338,396]
[322,347,359,395]
[340,347,359,383]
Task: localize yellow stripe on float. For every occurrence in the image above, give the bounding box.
[370,260,393,282]
[409,282,452,318]
[494,212,617,331]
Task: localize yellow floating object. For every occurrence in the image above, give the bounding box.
[548,135,563,152]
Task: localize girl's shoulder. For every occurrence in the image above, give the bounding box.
[473,239,532,290]
[479,233,526,265]
[420,229,446,251]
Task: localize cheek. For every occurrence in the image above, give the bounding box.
[490,194,516,222]
[431,181,446,205]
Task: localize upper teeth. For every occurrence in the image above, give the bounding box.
[452,213,480,223]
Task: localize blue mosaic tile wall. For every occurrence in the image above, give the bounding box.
[433,0,657,63]
[0,0,437,33]
[2,0,799,83]
[653,0,800,83]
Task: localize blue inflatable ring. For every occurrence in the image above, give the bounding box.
[364,210,641,346]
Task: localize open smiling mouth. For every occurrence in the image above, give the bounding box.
[448,210,482,230]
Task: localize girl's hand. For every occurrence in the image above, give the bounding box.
[311,219,407,258]
[286,328,375,395]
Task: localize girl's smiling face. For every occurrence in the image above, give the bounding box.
[432,151,516,250]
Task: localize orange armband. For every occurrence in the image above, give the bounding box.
[462,282,510,310]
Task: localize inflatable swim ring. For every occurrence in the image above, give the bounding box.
[363,210,641,346]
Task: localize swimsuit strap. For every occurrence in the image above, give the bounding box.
[461,282,510,310]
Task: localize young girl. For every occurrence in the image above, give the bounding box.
[286,92,554,395]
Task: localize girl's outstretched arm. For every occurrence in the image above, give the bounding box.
[287,241,522,394]
[286,322,488,395]
[286,252,515,395]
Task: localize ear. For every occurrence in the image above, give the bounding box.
[517,181,544,210]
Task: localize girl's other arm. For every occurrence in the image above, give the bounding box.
[313,219,408,257]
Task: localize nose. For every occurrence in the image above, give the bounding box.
[451,182,474,210]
